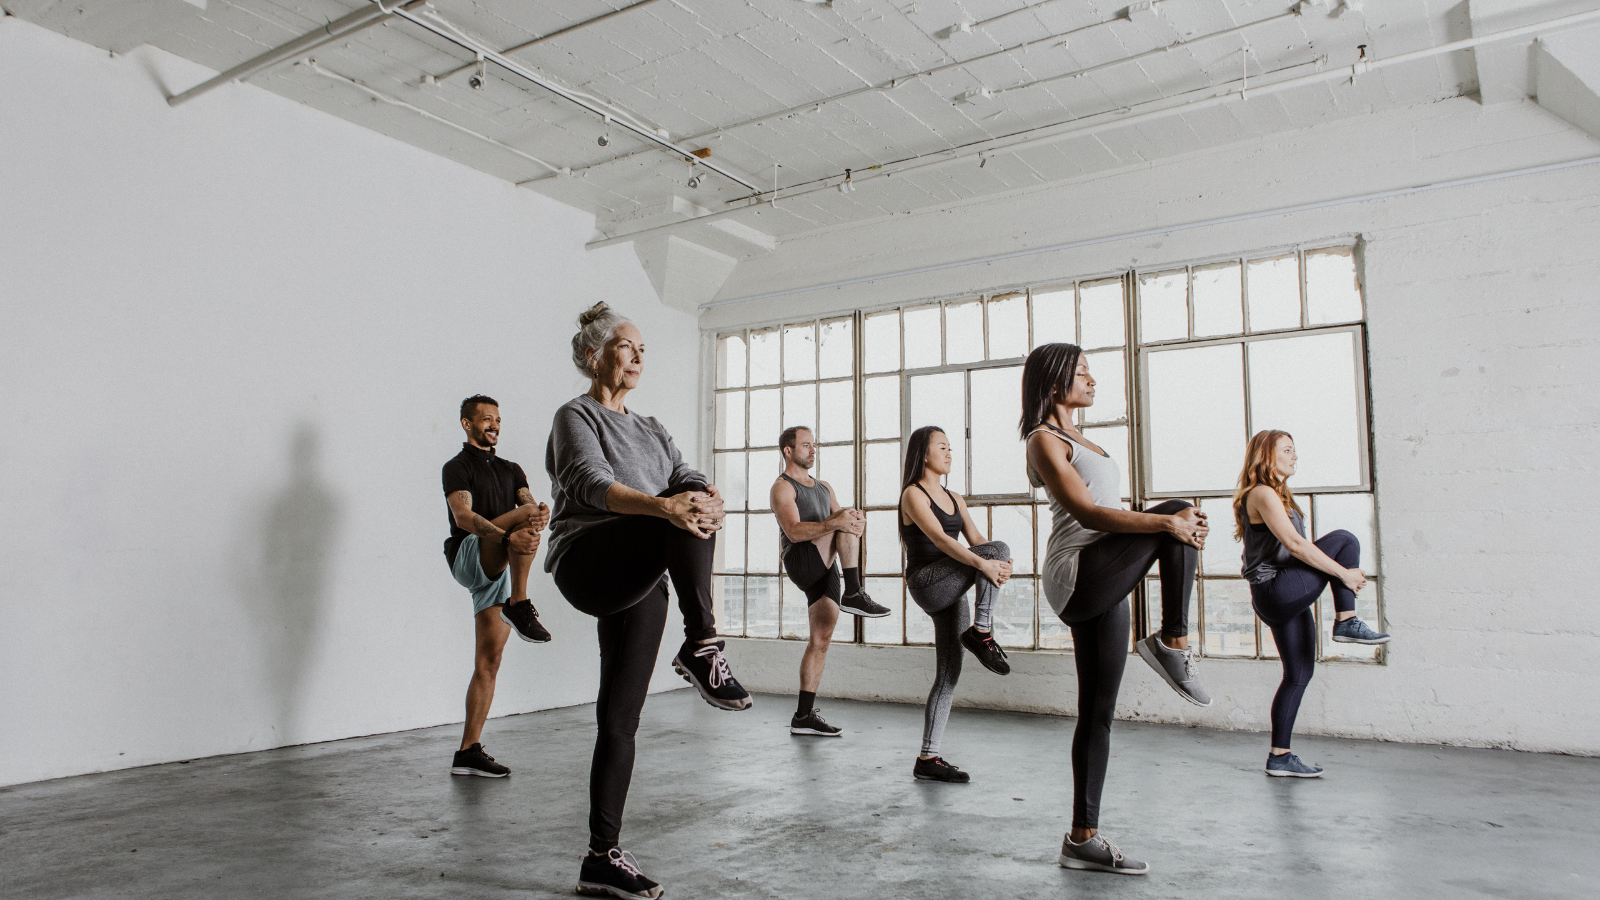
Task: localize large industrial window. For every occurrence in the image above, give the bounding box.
[711,243,1381,663]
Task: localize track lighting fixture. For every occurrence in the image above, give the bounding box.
[467,55,486,90]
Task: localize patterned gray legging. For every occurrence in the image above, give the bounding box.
[907,541,1010,757]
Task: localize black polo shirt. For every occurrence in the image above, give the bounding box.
[442,443,529,567]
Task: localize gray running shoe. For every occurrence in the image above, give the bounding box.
[1265,751,1324,778]
[1058,834,1149,875]
[1332,616,1391,644]
[1136,635,1212,706]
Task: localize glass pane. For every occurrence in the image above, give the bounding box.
[908,372,965,495]
[714,452,747,511]
[1138,270,1187,342]
[865,509,902,574]
[904,305,942,369]
[747,513,781,574]
[782,384,816,434]
[749,328,780,385]
[1079,278,1125,349]
[863,577,905,644]
[747,450,781,507]
[864,375,901,440]
[781,580,810,640]
[864,311,900,373]
[1081,349,1125,424]
[745,576,780,638]
[1032,286,1076,348]
[989,504,1034,574]
[1039,584,1072,650]
[1145,343,1247,493]
[906,590,936,643]
[988,294,1028,359]
[1246,254,1301,332]
[992,578,1035,649]
[714,512,745,573]
[864,442,902,507]
[748,388,781,448]
[1201,578,1256,657]
[1320,582,1380,661]
[969,366,1027,496]
[945,301,984,364]
[714,575,743,636]
[1247,331,1364,488]
[1305,246,1363,325]
[783,323,817,382]
[714,391,744,449]
[818,444,855,509]
[1199,497,1244,578]
[1192,261,1244,337]
[818,317,854,379]
[1313,493,1378,575]
[1080,425,1130,501]
[818,380,854,444]
[717,334,746,388]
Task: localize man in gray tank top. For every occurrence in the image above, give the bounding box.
[771,426,889,736]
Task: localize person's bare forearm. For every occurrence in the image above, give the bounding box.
[1078,505,1172,535]
[1286,536,1346,578]
[605,482,669,518]
[783,517,843,543]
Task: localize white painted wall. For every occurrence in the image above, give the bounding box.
[0,20,698,787]
[710,96,1600,755]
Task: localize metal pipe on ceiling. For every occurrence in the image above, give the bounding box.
[431,0,668,83]
[584,4,1600,251]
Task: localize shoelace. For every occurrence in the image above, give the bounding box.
[1096,836,1126,865]
[1180,648,1196,681]
[608,848,645,878]
[694,644,734,689]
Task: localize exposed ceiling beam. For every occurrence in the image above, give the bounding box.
[430,0,670,84]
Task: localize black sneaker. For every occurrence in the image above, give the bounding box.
[500,601,551,643]
[913,755,970,783]
[450,743,509,777]
[959,626,1011,675]
[838,587,890,618]
[576,848,662,900]
[790,708,843,737]
[671,640,752,711]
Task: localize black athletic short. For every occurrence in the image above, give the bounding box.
[783,542,842,606]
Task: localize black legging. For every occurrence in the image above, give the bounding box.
[1057,498,1197,830]
[550,485,717,854]
[1250,529,1359,749]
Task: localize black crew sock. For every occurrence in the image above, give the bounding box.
[843,566,863,594]
[797,690,816,717]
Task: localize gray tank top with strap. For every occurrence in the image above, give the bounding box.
[1240,502,1304,584]
[1027,423,1122,616]
[778,472,833,555]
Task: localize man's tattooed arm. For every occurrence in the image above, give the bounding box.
[447,490,504,539]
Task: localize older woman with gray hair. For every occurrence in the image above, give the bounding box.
[545,301,749,900]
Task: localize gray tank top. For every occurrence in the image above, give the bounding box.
[1240,502,1304,584]
[1027,424,1122,616]
[778,472,833,555]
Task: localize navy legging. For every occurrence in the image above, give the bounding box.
[1249,529,1360,749]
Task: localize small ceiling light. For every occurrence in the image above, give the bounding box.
[467,56,486,90]
[1126,1,1158,22]
[936,20,973,39]
[687,166,703,189]
[597,133,610,147]
[837,168,855,193]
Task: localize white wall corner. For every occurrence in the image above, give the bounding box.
[1468,0,1596,105]
[1534,30,1600,140]
[633,234,740,312]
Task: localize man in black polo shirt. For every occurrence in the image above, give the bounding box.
[442,394,551,777]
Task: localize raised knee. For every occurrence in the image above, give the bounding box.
[980,540,1010,561]
[1329,529,1358,549]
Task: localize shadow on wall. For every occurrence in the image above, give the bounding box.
[236,423,344,749]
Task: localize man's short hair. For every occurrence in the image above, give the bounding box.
[779,425,812,453]
[460,394,499,421]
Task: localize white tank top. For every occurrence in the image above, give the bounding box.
[1027,424,1122,616]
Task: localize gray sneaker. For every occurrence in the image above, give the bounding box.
[1136,635,1212,706]
[1058,833,1149,875]
[1265,751,1324,777]
[1332,616,1391,644]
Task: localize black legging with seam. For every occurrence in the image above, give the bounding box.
[1056,498,1197,831]
[1249,529,1359,749]
[550,484,716,854]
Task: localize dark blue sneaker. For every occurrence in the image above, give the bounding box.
[1332,616,1390,644]
[1266,751,1324,778]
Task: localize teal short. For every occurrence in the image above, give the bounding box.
[451,534,511,616]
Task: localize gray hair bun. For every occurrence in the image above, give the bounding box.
[571,302,631,376]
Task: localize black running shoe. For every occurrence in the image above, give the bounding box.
[838,587,890,618]
[450,743,509,777]
[913,755,970,783]
[576,848,662,900]
[500,601,551,643]
[960,625,1011,675]
[790,708,843,737]
[672,640,752,711]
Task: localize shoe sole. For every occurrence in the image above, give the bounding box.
[1331,634,1391,644]
[838,603,890,618]
[449,766,509,778]
[1135,638,1212,707]
[671,658,753,711]
[912,773,970,783]
[575,880,662,900]
[1265,767,1323,778]
[500,607,552,644]
[1058,855,1148,875]
[790,727,843,737]
[959,633,1012,675]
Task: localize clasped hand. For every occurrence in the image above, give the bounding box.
[665,487,725,538]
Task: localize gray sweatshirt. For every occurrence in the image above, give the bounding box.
[544,393,705,572]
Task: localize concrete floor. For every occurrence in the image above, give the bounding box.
[3,691,1596,900]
